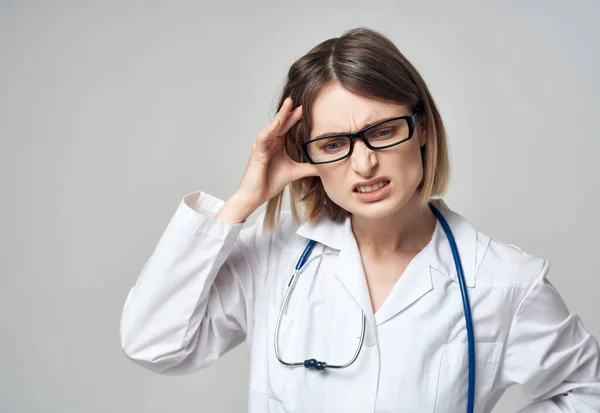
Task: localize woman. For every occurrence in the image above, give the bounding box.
[120,27,600,412]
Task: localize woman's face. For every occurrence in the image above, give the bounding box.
[309,83,426,219]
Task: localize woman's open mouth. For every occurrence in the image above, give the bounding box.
[352,179,391,203]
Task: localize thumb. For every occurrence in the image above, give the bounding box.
[291,161,319,181]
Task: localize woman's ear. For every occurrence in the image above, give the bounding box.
[417,121,427,147]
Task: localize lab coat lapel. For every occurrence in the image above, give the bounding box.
[374,253,433,325]
[428,199,481,288]
[373,199,482,325]
[334,226,376,319]
[296,214,374,319]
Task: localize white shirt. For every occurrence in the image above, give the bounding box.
[120,191,600,413]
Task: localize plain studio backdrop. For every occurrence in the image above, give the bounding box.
[1,1,599,412]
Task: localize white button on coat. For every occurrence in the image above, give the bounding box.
[364,330,376,348]
[120,191,600,413]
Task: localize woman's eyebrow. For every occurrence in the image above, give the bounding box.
[311,116,397,140]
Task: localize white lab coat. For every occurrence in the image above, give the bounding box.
[120,191,600,413]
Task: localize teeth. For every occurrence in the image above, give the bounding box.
[356,180,387,193]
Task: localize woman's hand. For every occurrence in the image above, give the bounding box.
[217,97,318,224]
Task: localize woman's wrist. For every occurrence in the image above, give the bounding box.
[216,194,258,224]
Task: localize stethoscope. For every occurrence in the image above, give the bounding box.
[274,201,476,413]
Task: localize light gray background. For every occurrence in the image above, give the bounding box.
[1,1,598,412]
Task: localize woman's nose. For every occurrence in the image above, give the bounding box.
[351,139,378,174]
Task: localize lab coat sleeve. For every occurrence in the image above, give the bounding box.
[499,261,600,412]
[119,190,271,375]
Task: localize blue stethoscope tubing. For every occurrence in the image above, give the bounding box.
[430,202,475,413]
[292,202,476,413]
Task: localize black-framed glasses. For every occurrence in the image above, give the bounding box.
[302,113,418,165]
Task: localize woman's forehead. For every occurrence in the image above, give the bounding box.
[309,84,407,138]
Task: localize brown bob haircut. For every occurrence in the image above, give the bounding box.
[263,27,450,231]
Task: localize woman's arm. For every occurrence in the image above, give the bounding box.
[119,190,271,375]
[499,262,600,412]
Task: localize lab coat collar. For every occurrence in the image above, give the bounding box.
[295,212,347,251]
[296,212,374,319]
[294,199,483,320]
[427,198,479,289]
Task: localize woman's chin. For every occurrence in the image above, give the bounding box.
[346,197,403,220]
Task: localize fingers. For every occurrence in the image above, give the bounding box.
[254,117,281,154]
[255,96,299,154]
[271,96,302,140]
[280,105,303,136]
[276,96,294,121]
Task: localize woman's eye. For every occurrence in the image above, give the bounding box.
[320,140,346,152]
[374,128,394,138]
